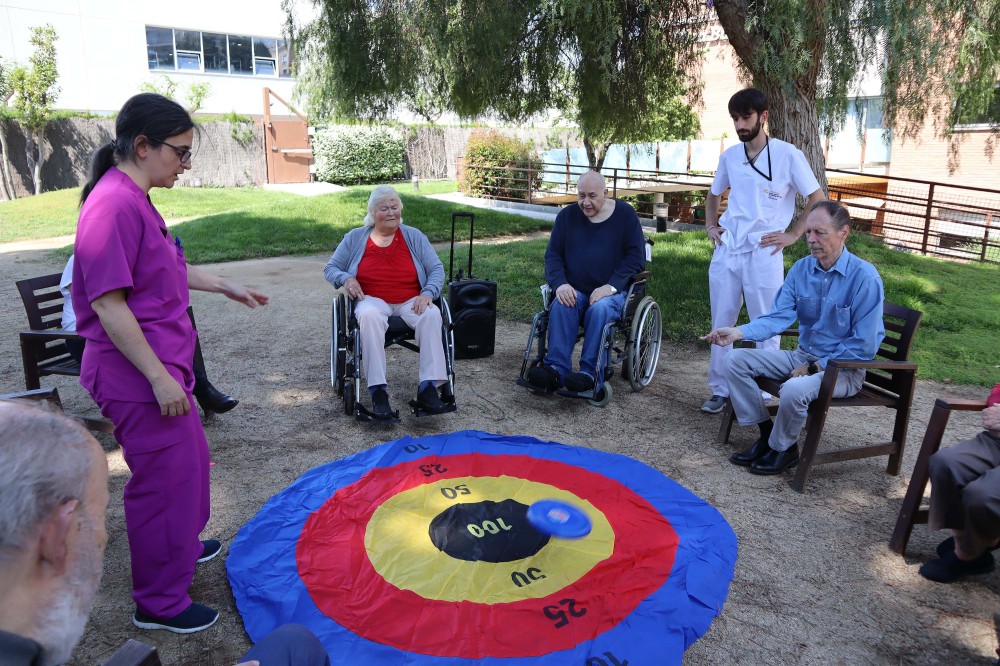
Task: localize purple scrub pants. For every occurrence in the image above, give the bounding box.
[100,396,211,618]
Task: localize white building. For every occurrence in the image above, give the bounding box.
[0,0,301,115]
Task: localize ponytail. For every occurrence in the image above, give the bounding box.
[79,141,117,206]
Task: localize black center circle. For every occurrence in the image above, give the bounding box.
[428,499,550,562]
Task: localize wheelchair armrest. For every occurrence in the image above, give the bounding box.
[630,271,651,283]
[20,329,81,342]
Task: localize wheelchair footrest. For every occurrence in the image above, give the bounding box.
[516,377,556,396]
[556,387,598,400]
[408,399,457,418]
[355,403,401,425]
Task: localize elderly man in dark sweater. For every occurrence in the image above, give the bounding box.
[526,170,646,393]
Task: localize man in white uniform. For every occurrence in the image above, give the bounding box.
[700,88,826,414]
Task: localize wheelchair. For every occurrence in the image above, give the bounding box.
[516,259,662,407]
[330,292,457,423]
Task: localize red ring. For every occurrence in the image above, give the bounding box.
[297,453,677,659]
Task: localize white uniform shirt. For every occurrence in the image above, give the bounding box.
[710,137,820,254]
[59,254,76,331]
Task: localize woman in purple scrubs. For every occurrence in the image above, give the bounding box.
[73,93,268,634]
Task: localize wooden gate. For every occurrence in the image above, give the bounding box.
[263,87,312,184]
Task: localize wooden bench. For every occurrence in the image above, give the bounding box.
[717,301,923,492]
[16,272,82,390]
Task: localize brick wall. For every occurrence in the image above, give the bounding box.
[889,127,999,190]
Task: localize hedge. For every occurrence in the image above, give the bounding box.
[313,126,405,184]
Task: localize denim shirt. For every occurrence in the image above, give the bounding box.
[739,247,885,369]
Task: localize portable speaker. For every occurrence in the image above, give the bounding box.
[449,279,497,359]
[447,211,497,359]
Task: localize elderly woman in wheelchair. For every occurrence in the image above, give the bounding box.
[324,185,455,421]
[518,170,661,405]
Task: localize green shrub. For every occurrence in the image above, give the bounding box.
[313,126,405,184]
[460,130,543,199]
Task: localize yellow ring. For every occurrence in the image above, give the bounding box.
[365,476,614,603]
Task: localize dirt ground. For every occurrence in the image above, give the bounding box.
[2,244,997,665]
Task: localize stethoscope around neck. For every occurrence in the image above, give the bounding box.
[743,135,772,182]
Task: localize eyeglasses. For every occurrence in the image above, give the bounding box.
[151,139,192,164]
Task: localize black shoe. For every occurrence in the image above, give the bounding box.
[730,437,772,467]
[749,445,800,475]
[416,384,448,414]
[936,536,1000,557]
[526,365,561,390]
[919,549,995,583]
[133,603,219,634]
[371,388,393,417]
[564,372,595,392]
[197,539,222,564]
[193,383,239,414]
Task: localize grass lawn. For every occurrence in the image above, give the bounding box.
[4,183,996,385]
[458,231,1000,387]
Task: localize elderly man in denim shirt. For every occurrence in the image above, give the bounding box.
[702,200,885,475]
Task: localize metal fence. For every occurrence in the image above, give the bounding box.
[460,160,1000,264]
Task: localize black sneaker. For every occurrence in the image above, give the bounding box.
[197,539,222,564]
[564,372,595,392]
[371,387,393,417]
[919,549,996,583]
[417,384,447,412]
[133,603,219,634]
[526,365,561,390]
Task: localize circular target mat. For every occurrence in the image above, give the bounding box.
[227,430,737,665]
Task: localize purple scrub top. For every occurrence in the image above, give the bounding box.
[73,167,196,403]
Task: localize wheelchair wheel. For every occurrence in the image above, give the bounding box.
[331,296,349,396]
[625,296,662,392]
[588,382,613,408]
[343,373,356,416]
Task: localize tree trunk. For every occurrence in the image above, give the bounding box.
[0,122,15,201]
[24,128,42,196]
[582,135,612,171]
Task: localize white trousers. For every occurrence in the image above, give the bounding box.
[708,243,784,397]
[354,295,448,389]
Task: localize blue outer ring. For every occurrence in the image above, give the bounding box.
[227,430,737,665]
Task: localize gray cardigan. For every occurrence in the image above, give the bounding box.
[323,223,445,300]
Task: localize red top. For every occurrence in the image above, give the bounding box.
[356,231,421,304]
[988,383,1000,407]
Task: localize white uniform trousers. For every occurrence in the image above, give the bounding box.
[354,295,448,389]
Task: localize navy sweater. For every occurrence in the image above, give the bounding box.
[544,200,646,295]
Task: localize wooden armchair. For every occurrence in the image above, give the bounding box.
[16,273,82,390]
[889,397,990,555]
[717,301,923,492]
[0,387,113,434]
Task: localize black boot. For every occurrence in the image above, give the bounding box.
[191,319,238,415]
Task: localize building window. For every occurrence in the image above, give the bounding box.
[145,26,293,78]
[146,26,175,70]
[956,85,1000,129]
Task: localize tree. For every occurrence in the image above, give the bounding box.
[286,0,704,168]
[713,0,1000,188]
[140,76,212,114]
[8,25,60,197]
[0,57,17,200]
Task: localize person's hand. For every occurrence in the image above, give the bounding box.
[234,661,259,666]
[982,404,1000,434]
[221,281,269,308]
[706,225,725,247]
[760,230,798,255]
[789,364,811,378]
[344,277,365,300]
[700,326,743,347]
[589,284,616,305]
[555,284,576,307]
[411,294,432,315]
[151,374,190,417]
